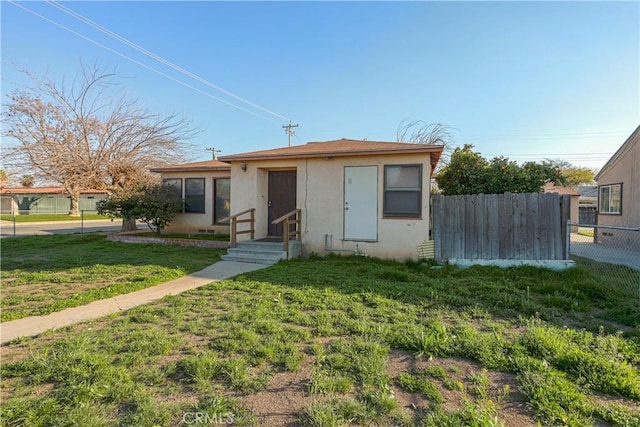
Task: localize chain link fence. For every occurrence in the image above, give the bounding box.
[568,223,640,299]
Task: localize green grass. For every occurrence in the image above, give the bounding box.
[129,232,230,241]
[1,255,639,426]
[0,234,225,321]
[0,213,110,222]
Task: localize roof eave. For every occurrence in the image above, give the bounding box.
[595,124,640,181]
[150,166,231,173]
[219,146,444,162]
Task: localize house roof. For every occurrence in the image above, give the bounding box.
[149,159,231,173]
[543,183,579,196]
[219,139,444,172]
[577,185,598,199]
[595,124,640,181]
[0,187,109,195]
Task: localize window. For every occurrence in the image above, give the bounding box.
[599,183,622,214]
[185,178,205,213]
[162,178,182,198]
[384,164,422,217]
[214,178,231,224]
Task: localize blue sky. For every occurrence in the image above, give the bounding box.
[2,1,639,170]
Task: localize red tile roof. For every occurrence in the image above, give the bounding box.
[543,183,580,196]
[219,139,444,170]
[150,159,231,173]
[0,187,109,195]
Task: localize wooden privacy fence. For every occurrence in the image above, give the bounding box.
[432,193,571,261]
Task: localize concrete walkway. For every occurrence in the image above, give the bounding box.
[0,261,267,345]
[570,233,640,271]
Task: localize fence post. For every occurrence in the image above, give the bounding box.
[565,219,571,261]
[81,210,84,234]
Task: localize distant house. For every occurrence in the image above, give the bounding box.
[218,139,443,261]
[543,183,579,231]
[0,187,109,215]
[595,125,639,228]
[150,159,231,234]
[576,185,598,225]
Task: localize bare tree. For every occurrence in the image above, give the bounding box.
[396,119,456,173]
[3,63,196,225]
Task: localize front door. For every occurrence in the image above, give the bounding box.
[268,170,297,237]
[344,166,378,240]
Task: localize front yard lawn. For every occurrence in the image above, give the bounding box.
[0,234,226,321]
[0,214,110,222]
[1,255,638,426]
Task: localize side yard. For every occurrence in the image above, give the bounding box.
[0,234,225,321]
[1,255,639,426]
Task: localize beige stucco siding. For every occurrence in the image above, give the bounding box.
[157,170,231,234]
[597,134,639,228]
[229,153,433,260]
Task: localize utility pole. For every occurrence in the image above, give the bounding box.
[282,122,299,147]
[205,147,221,160]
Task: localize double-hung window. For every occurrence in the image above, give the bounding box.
[599,183,622,214]
[383,164,422,218]
[213,178,230,224]
[185,178,206,213]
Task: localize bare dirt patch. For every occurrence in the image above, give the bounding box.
[386,350,538,426]
[242,356,316,427]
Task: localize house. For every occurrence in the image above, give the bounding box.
[595,125,639,227]
[576,185,598,225]
[218,138,443,261]
[543,183,580,232]
[150,159,231,234]
[594,124,639,244]
[0,187,109,215]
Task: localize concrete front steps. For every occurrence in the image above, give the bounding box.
[221,240,302,265]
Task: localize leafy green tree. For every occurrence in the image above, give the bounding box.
[435,145,565,195]
[544,159,596,186]
[435,144,488,195]
[98,184,183,235]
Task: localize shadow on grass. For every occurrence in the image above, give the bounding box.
[240,254,640,335]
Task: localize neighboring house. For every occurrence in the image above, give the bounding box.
[0,187,109,215]
[150,159,231,234]
[218,138,443,260]
[576,185,598,225]
[543,183,579,231]
[595,125,639,228]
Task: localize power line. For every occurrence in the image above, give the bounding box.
[7,0,283,125]
[45,0,293,123]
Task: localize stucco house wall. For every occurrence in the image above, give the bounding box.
[543,184,579,232]
[594,125,639,247]
[595,125,639,229]
[150,160,231,234]
[223,140,442,261]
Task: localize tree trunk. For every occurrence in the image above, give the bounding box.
[121,217,138,232]
[69,191,80,216]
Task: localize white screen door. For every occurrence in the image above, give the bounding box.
[344,166,378,240]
